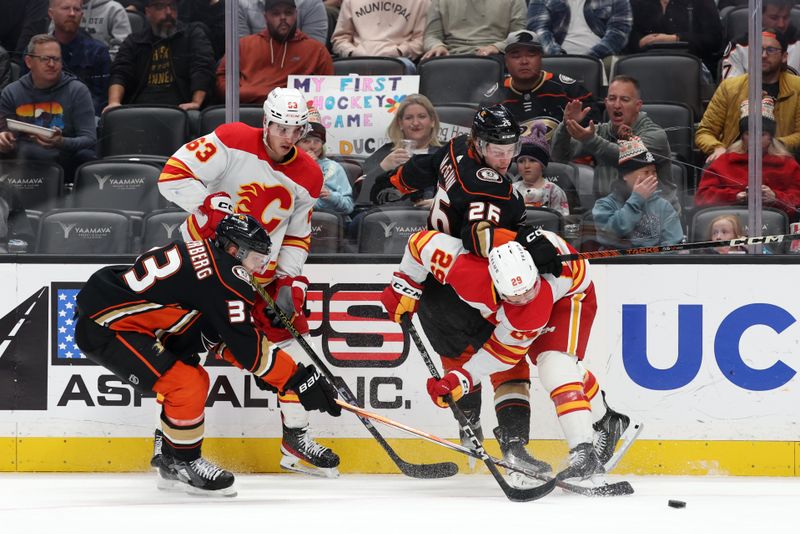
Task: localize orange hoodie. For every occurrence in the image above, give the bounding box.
[215,29,334,104]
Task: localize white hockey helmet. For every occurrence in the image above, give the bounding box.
[263,87,309,128]
[488,241,539,299]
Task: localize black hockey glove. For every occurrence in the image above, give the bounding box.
[370,172,402,205]
[263,285,296,327]
[515,225,563,277]
[284,363,341,417]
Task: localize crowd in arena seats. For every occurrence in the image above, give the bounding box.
[1,0,800,254]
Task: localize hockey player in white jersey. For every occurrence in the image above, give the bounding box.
[157,87,340,477]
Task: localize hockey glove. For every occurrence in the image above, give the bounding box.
[426,368,474,408]
[265,284,299,326]
[284,363,341,417]
[515,225,563,277]
[188,192,234,239]
[370,172,403,205]
[380,272,423,323]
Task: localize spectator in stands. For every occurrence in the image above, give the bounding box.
[696,30,800,163]
[551,74,677,209]
[105,0,215,111]
[593,136,683,248]
[626,0,724,76]
[297,108,354,217]
[526,0,632,60]
[722,0,800,80]
[217,0,333,104]
[0,1,49,66]
[707,214,747,254]
[421,0,526,59]
[360,93,441,183]
[0,34,97,180]
[482,30,600,138]
[0,46,10,91]
[80,0,133,60]
[178,0,226,61]
[238,0,328,45]
[50,0,112,117]
[121,1,145,10]
[695,96,800,219]
[0,181,34,253]
[331,0,429,62]
[513,121,569,215]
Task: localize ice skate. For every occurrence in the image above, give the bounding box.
[593,392,643,472]
[458,407,483,471]
[556,442,606,487]
[150,428,164,469]
[280,424,340,478]
[158,455,237,497]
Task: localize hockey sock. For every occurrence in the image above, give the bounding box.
[279,393,310,429]
[539,351,592,449]
[494,381,531,443]
[153,361,209,461]
[579,364,608,423]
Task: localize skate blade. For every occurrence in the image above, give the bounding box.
[603,420,644,472]
[280,456,340,479]
[157,477,237,497]
[507,471,553,490]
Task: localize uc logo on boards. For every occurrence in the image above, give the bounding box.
[622,303,796,392]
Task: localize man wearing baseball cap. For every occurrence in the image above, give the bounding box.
[482,30,599,141]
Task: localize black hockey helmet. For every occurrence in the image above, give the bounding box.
[472,104,524,145]
[215,214,271,260]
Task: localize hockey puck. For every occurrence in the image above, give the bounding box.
[668,499,686,509]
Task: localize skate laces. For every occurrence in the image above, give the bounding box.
[299,431,329,459]
[190,457,225,480]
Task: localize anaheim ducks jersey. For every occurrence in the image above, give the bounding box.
[389,135,526,257]
[481,73,598,140]
[158,123,323,283]
[399,229,592,379]
[76,240,293,388]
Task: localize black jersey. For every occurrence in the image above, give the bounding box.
[389,135,526,257]
[77,239,273,376]
[482,72,598,139]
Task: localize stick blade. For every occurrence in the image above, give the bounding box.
[398,460,459,479]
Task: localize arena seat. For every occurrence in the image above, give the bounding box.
[36,209,132,254]
[310,210,343,253]
[542,55,605,98]
[140,208,187,252]
[434,103,479,128]
[690,207,788,245]
[612,53,703,119]
[127,10,145,34]
[418,55,505,105]
[199,105,264,135]
[333,56,412,76]
[331,158,364,200]
[525,206,563,233]
[641,102,694,165]
[98,105,189,158]
[573,164,596,214]
[72,161,165,214]
[542,162,580,213]
[0,159,64,215]
[357,206,429,254]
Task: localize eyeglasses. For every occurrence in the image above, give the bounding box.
[763,46,783,55]
[27,54,62,65]
[605,95,635,104]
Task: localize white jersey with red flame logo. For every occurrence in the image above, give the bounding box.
[398,229,592,380]
[158,123,323,283]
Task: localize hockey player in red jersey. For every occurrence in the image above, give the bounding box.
[74,214,341,496]
[382,229,628,488]
[372,105,638,478]
[157,87,340,477]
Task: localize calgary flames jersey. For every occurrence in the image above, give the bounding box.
[398,229,592,378]
[158,123,323,283]
[76,239,296,389]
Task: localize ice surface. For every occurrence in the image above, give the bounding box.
[0,473,797,533]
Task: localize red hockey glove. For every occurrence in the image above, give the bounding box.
[251,277,310,343]
[426,368,473,408]
[188,192,234,239]
[380,272,423,323]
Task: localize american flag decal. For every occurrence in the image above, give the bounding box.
[51,283,94,365]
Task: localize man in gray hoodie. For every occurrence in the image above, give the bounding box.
[0,34,97,182]
[80,0,132,59]
[551,74,677,211]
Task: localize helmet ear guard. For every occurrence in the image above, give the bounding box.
[488,241,539,299]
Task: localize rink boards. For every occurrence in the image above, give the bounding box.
[1,260,800,475]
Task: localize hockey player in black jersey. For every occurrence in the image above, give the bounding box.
[372,104,639,486]
[74,214,341,497]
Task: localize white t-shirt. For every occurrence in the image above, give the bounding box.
[561,0,602,55]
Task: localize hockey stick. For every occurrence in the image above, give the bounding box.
[558,232,800,261]
[403,316,633,498]
[250,276,458,479]
[336,397,631,497]
[399,317,556,502]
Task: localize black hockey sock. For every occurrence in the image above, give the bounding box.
[495,400,532,444]
[160,411,203,462]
